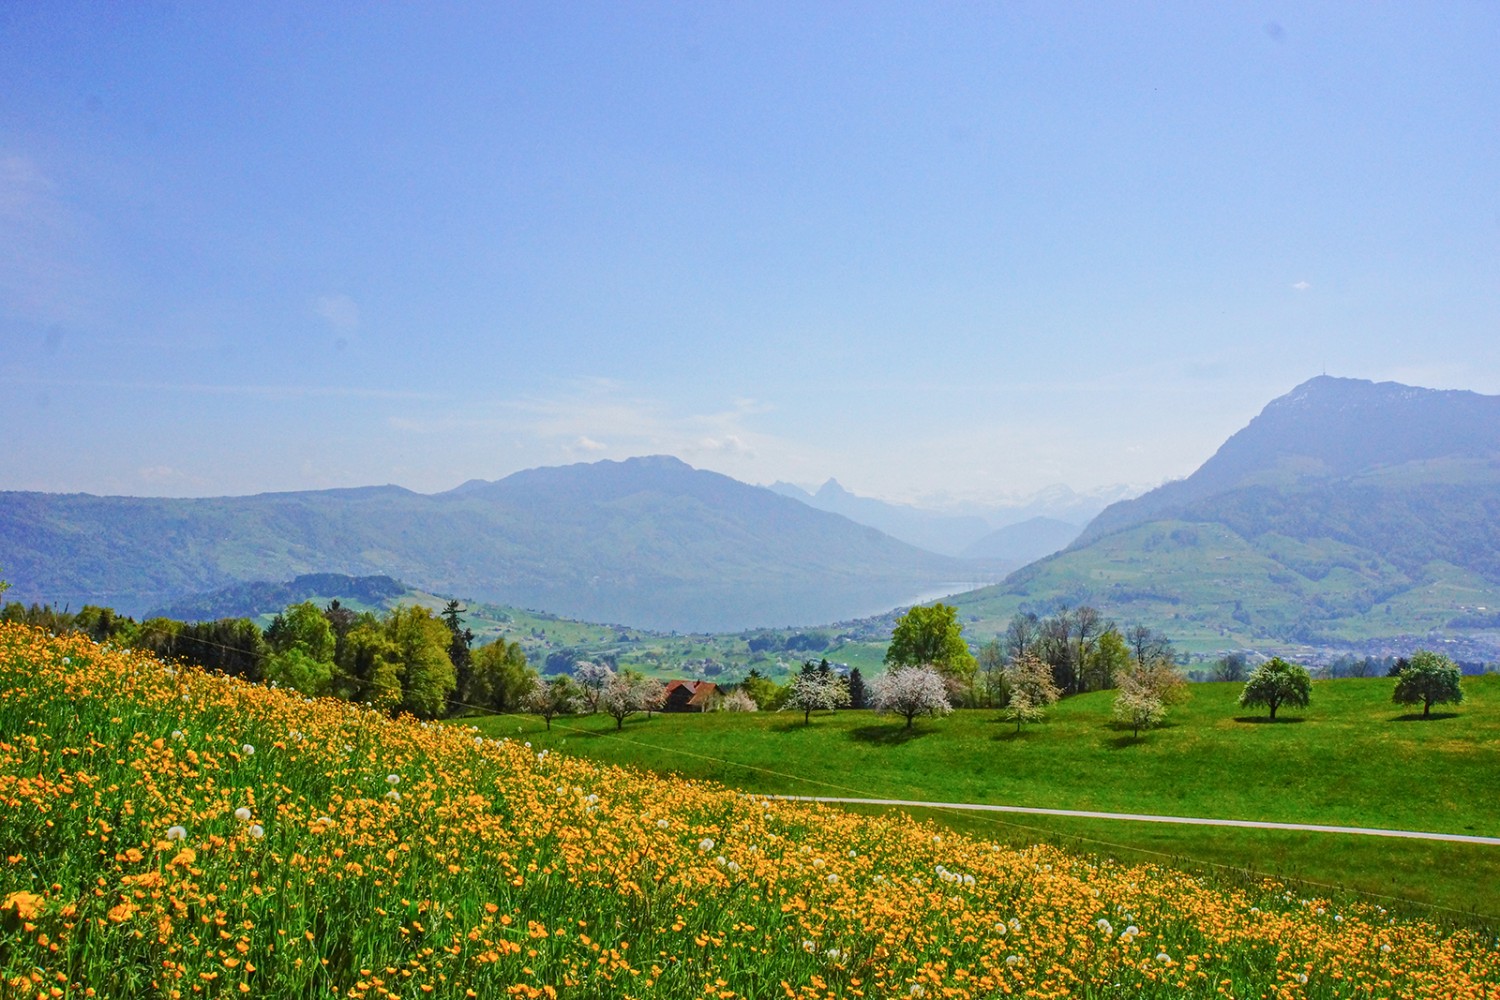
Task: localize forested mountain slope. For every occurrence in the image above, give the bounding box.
[0,456,980,632]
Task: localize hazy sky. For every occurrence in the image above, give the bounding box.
[3,4,1497,505]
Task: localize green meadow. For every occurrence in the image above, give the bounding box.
[472,675,1500,921]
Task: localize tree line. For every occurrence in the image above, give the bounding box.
[0,596,530,720]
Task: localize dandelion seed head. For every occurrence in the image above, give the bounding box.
[166,825,187,841]
[248,824,265,840]
[241,743,255,755]
[234,807,252,822]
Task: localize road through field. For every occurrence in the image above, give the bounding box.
[770,795,1500,845]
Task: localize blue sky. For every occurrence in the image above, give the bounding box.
[3,3,1497,504]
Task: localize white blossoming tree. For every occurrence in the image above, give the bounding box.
[1002,652,1061,732]
[598,671,663,730]
[573,661,615,714]
[720,688,759,712]
[525,675,579,730]
[786,668,850,724]
[1112,661,1188,738]
[869,664,952,729]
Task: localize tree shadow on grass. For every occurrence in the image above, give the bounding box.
[1232,716,1307,724]
[769,719,815,734]
[848,724,931,746]
[991,728,1033,743]
[1105,733,1149,750]
[1390,711,1461,722]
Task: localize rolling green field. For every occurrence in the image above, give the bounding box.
[472,675,1500,921]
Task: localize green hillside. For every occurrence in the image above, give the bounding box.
[951,513,1500,656]
[949,379,1500,658]
[477,675,1500,916]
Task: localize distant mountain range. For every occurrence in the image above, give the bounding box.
[0,456,995,633]
[953,376,1500,655]
[764,478,1116,560]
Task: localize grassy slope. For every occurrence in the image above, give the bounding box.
[474,676,1500,917]
[13,626,1500,997]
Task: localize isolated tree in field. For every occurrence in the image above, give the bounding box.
[869,664,952,729]
[1392,650,1464,718]
[1238,657,1311,721]
[786,668,849,724]
[1112,662,1187,738]
[573,661,614,714]
[1002,652,1061,732]
[526,675,579,730]
[886,604,977,703]
[598,671,657,730]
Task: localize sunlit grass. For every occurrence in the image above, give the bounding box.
[3,624,1497,998]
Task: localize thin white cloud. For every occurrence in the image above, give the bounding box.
[1292,280,1311,290]
[388,380,789,474]
[1,375,440,401]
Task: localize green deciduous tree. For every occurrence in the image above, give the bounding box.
[266,602,336,663]
[1392,650,1464,718]
[740,668,782,710]
[885,603,977,701]
[341,624,404,711]
[385,605,457,719]
[1238,657,1311,721]
[264,646,333,696]
[469,637,535,713]
[1082,628,1131,692]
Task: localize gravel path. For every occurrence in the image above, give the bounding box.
[769,795,1500,845]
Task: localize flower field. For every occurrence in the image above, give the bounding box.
[1,624,1496,999]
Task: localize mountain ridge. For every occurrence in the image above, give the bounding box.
[0,456,989,633]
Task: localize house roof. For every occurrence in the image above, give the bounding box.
[664,679,720,706]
